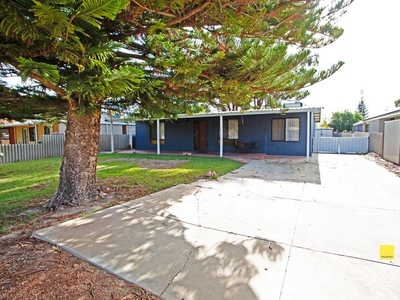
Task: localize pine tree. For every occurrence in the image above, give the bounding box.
[0,0,354,209]
[357,90,369,118]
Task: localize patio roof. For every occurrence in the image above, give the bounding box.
[144,107,322,122]
[0,119,45,127]
[180,107,321,118]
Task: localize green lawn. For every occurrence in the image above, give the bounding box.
[0,153,241,233]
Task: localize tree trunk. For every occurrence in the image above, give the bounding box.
[48,105,101,209]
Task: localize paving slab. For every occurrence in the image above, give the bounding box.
[162,224,290,300]
[34,207,195,295]
[280,247,400,300]
[34,204,290,299]
[293,201,400,265]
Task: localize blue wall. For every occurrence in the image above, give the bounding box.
[136,112,312,156]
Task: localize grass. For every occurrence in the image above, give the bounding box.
[0,153,242,234]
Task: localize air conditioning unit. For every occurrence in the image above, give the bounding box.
[283,101,303,108]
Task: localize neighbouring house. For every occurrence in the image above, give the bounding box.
[0,119,65,145]
[0,112,135,144]
[353,108,400,133]
[136,107,321,159]
[99,111,136,136]
[353,108,400,164]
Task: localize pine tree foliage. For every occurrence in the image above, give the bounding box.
[0,0,142,117]
[0,0,354,118]
[357,100,369,118]
[112,0,354,114]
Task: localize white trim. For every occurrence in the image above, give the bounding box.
[156,119,160,155]
[306,111,310,162]
[219,115,223,157]
[136,107,322,122]
[34,124,38,144]
[110,112,114,153]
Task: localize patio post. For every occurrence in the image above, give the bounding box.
[306,111,310,162]
[156,118,160,155]
[34,123,38,144]
[109,111,114,153]
[219,115,223,157]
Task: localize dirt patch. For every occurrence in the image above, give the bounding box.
[0,234,160,300]
[364,152,400,177]
[102,158,188,169]
[0,182,161,300]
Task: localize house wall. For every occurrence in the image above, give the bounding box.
[6,124,62,144]
[136,112,311,156]
[56,123,66,134]
[100,124,135,135]
[15,125,36,144]
[369,119,387,133]
[353,123,365,132]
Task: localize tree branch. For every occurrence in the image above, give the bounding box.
[115,50,146,60]
[29,71,66,99]
[130,0,176,18]
[165,0,212,27]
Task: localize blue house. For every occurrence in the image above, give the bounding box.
[136,107,321,160]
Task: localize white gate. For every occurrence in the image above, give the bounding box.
[313,137,369,154]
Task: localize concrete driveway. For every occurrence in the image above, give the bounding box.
[34,153,400,299]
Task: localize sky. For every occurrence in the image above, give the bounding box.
[303,0,400,121]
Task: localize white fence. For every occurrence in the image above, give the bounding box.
[313,137,369,154]
[99,134,131,152]
[383,120,400,164]
[0,134,132,164]
[0,135,65,164]
[369,132,383,157]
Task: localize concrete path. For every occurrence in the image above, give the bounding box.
[34,154,400,299]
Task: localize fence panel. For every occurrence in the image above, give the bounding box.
[313,137,369,154]
[383,120,400,164]
[99,134,130,152]
[369,132,384,156]
[313,137,340,153]
[0,134,65,164]
[0,134,134,164]
[42,134,65,157]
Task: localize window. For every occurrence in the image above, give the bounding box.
[44,126,52,135]
[221,119,238,139]
[285,118,299,141]
[271,119,285,141]
[272,118,299,142]
[29,127,36,142]
[150,122,165,144]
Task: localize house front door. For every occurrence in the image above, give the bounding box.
[194,121,207,152]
